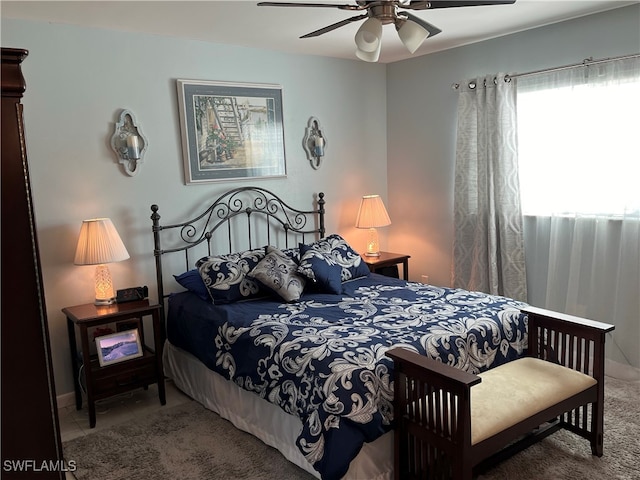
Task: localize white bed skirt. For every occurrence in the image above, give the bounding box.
[163,340,393,480]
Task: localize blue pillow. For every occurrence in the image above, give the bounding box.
[299,234,370,286]
[297,244,343,294]
[196,248,266,304]
[173,270,209,301]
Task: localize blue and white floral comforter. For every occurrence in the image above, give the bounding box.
[167,274,528,479]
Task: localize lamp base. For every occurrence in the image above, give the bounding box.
[364,227,381,258]
[94,264,116,306]
[94,297,116,306]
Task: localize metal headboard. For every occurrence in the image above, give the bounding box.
[150,186,325,308]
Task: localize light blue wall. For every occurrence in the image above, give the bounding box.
[386,4,640,288]
[1,19,387,399]
[3,4,639,400]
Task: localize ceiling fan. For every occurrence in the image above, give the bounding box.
[258,1,516,62]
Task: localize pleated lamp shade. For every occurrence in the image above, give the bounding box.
[74,218,130,305]
[355,195,391,229]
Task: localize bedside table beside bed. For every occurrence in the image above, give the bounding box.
[63,300,165,428]
[361,251,410,280]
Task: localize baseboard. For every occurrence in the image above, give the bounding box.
[606,359,640,381]
[57,391,76,410]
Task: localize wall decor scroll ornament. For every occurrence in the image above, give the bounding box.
[302,117,326,170]
[110,109,148,176]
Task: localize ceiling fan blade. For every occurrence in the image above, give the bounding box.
[257,2,364,11]
[405,0,516,10]
[300,14,369,38]
[401,11,442,37]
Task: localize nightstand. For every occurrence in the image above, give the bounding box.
[361,251,411,280]
[63,300,165,428]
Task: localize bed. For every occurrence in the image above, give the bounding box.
[151,187,529,480]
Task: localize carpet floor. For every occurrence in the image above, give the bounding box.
[64,376,639,480]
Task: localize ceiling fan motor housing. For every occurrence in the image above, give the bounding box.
[368,3,400,25]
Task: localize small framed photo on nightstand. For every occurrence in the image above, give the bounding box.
[95,329,143,367]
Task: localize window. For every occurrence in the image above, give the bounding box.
[515,57,640,371]
[517,60,640,217]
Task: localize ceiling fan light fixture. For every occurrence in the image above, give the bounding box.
[397,19,430,54]
[354,17,383,53]
[355,40,382,62]
[259,0,514,61]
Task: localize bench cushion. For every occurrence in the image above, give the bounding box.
[471,357,596,445]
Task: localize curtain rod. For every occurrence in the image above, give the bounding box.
[507,52,640,79]
[452,52,640,89]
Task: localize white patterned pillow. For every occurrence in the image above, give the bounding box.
[248,246,306,302]
[196,248,266,304]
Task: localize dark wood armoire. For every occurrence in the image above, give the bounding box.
[1,48,65,479]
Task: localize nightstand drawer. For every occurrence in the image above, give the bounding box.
[92,359,157,396]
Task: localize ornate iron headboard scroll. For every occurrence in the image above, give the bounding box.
[151,186,326,310]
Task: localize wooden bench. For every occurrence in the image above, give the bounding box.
[386,306,615,480]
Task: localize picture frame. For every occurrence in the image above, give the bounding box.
[177,79,287,184]
[95,329,143,367]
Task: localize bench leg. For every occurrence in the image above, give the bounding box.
[452,459,473,480]
[591,401,604,457]
[590,396,604,457]
[591,433,603,457]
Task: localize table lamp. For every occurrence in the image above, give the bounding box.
[74,218,130,305]
[355,194,391,257]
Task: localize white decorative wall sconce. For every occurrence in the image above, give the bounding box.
[302,117,326,170]
[110,109,148,176]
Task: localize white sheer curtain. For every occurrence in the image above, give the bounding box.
[517,56,640,374]
[453,74,527,301]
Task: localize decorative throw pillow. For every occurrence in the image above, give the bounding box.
[280,246,300,263]
[298,234,370,290]
[249,246,306,302]
[196,248,266,304]
[297,244,343,294]
[173,269,209,301]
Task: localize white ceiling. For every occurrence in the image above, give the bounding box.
[2,1,637,63]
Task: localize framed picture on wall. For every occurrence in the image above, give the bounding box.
[177,79,287,184]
